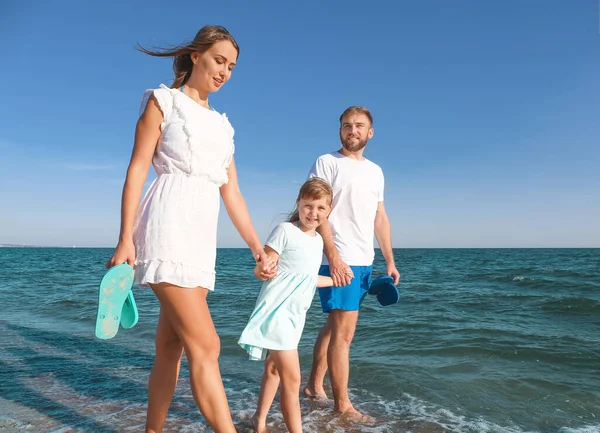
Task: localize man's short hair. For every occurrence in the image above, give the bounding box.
[339,106,373,126]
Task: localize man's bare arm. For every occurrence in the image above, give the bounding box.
[317,219,353,286]
[374,202,400,284]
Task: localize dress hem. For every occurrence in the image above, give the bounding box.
[134,258,216,290]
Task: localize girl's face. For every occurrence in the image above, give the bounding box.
[191,40,238,93]
[297,196,331,232]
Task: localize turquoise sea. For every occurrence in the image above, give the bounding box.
[0,247,598,432]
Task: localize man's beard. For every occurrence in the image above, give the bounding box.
[340,135,368,152]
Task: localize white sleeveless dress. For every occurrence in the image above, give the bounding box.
[132,84,235,290]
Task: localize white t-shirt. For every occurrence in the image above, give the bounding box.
[308,151,385,266]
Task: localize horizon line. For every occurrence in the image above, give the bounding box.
[1,245,598,250]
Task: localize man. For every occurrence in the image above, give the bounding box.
[304,106,400,421]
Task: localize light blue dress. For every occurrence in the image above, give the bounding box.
[238,222,324,360]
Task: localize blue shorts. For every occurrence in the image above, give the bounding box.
[318,265,373,312]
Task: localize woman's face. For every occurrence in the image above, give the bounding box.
[191,40,238,93]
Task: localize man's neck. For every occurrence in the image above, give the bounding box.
[337,147,365,161]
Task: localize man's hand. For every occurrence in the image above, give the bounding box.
[387,264,400,285]
[330,257,354,287]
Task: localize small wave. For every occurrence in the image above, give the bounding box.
[0,417,27,432]
[505,276,597,292]
[560,426,600,433]
[361,391,536,433]
[463,272,599,292]
[463,273,548,288]
[41,299,82,307]
[541,267,598,280]
[538,297,600,316]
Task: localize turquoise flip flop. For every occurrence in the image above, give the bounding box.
[95,264,135,339]
[120,290,139,330]
[368,275,400,306]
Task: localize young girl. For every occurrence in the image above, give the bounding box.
[238,177,335,433]
[106,25,275,433]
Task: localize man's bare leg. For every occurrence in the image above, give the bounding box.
[328,309,372,422]
[304,317,331,399]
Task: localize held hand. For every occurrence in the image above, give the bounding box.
[330,257,354,287]
[106,240,136,269]
[253,260,278,281]
[387,264,401,285]
[253,266,270,281]
[255,250,277,279]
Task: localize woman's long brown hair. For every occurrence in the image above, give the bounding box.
[137,25,239,88]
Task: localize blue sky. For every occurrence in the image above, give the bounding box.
[0,0,598,248]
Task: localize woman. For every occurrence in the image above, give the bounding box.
[106,25,275,433]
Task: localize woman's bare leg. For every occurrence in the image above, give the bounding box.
[145,307,184,432]
[149,283,236,433]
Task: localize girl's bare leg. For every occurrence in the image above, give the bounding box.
[251,354,280,432]
[269,350,303,433]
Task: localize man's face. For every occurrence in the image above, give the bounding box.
[339,113,374,152]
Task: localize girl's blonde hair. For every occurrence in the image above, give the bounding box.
[288,177,333,223]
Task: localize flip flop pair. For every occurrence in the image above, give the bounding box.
[368,275,400,306]
[95,264,139,340]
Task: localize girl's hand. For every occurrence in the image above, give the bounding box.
[254,266,273,281]
[106,239,136,269]
[255,250,277,279]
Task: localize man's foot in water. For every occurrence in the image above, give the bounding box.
[303,384,329,401]
[337,405,374,423]
[250,413,267,433]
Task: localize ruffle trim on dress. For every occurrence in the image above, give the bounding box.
[161,84,231,186]
[221,113,235,170]
[134,258,216,290]
[139,88,173,131]
[238,342,268,361]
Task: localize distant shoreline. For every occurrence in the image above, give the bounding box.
[1,245,598,249]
